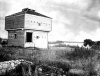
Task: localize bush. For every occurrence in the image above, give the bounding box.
[1,41,8,46]
[0,47,16,61]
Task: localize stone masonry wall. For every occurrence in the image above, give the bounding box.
[0,59,25,75]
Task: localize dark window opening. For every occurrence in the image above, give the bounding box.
[26,32,32,42]
[38,23,41,26]
[36,36,40,39]
[14,34,17,39]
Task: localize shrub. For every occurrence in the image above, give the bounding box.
[1,41,8,46]
[0,47,15,61]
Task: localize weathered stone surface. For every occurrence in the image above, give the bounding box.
[7,63,12,70]
[2,63,8,69]
[69,69,84,74]
[1,69,6,73]
[0,65,2,69]
[0,59,33,75]
[11,62,14,68]
[0,60,20,74]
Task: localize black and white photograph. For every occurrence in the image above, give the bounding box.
[0,0,100,76]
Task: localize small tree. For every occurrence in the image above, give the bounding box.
[1,41,7,46]
[84,39,95,47]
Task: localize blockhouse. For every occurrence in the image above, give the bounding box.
[5,8,52,48]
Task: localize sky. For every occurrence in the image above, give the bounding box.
[0,0,100,42]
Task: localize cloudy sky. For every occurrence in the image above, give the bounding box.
[0,0,100,42]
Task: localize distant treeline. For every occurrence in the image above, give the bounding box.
[84,39,100,47]
[49,40,83,44]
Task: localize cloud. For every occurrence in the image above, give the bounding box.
[0,0,11,38]
[1,0,100,42]
[74,28,100,41]
[0,19,7,38]
[83,0,100,22]
[0,0,12,18]
[44,0,100,41]
[44,0,92,11]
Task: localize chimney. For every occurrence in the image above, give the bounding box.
[22,8,35,12]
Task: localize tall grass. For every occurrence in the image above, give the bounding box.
[0,46,41,63]
[0,46,100,76]
[62,47,96,60]
[57,46,99,75]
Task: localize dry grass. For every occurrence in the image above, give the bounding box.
[0,46,100,75]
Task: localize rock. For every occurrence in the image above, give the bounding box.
[11,62,15,69]
[0,59,34,75]
[0,64,2,69]
[2,63,8,69]
[1,69,6,73]
[69,69,84,74]
[7,63,12,70]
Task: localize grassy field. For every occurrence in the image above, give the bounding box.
[0,46,100,76]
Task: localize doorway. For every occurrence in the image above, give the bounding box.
[26,32,32,42]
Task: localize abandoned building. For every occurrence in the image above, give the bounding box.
[5,8,52,48]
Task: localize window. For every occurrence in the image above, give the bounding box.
[38,23,41,26]
[14,33,17,39]
[36,36,40,39]
[26,32,32,42]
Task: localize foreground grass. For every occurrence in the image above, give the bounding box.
[0,46,100,76]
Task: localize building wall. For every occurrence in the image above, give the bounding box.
[33,31,48,48]
[8,30,24,47]
[5,14,25,30]
[25,14,52,31]
[24,30,48,48]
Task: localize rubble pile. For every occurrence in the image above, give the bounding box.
[0,60,87,76]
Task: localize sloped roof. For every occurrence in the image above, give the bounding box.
[6,8,52,19]
[22,8,52,19]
